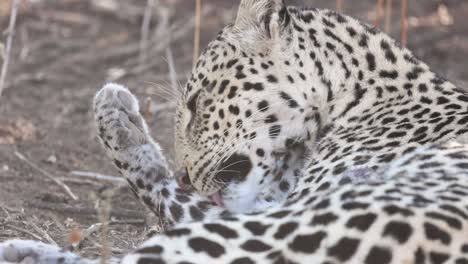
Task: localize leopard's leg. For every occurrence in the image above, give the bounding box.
[94,83,229,227]
[0,240,120,264]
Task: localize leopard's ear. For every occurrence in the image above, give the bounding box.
[234,0,285,38]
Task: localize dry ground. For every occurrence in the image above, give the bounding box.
[0,0,467,259]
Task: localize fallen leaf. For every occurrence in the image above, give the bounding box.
[0,119,35,144]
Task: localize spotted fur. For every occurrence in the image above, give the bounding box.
[2,1,468,263]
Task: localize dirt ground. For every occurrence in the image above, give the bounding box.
[0,0,467,259]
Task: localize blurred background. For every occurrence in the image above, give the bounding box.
[0,0,467,257]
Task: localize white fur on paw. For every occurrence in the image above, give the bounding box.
[95,83,140,113]
[94,83,150,150]
[0,240,82,264]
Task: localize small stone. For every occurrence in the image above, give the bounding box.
[46,155,57,164]
[64,218,75,228]
[107,68,126,81]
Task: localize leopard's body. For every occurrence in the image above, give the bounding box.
[2,1,468,263]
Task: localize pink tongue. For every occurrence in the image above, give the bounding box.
[176,176,192,191]
[211,193,224,207]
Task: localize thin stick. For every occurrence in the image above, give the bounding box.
[62,177,110,186]
[73,223,102,250]
[336,0,342,13]
[109,218,145,225]
[98,188,117,264]
[166,47,178,91]
[15,152,79,200]
[400,0,407,46]
[193,0,202,66]
[6,224,44,241]
[385,0,393,33]
[0,0,20,98]
[79,219,144,249]
[83,223,103,239]
[1,206,11,219]
[70,170,126,184]
[27,200,146,218]
[145,97,152,122]
[375,0,384,27]
[139,0,155,65]
[29,222,58,246]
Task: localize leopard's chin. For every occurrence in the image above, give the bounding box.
[221,159,305,214]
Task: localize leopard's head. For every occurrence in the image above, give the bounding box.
[175,0,322,213]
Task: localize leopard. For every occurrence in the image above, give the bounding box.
[2,0,468,263]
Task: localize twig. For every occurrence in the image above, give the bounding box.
[375,0,384,27]
[70,170,126,184]
[60,177,104,186]
[27,200,146,219]
[78,218,144,245]
[82,223,103,239]
[385,0,393,33]
[73,223,101,250]
[28,222,58,246]
[98,188,118,264]
[400,0,407,46]
[0,0,20,98]
[166,47,178,91]
[0,206,11,219]
[145,97,152,122]
[15,152,79,201]
[77,223,128,255]
[336,0,342,13]
[110,217,145,225]
[0,204,22,214]
[6,224,44,241]
[193,0,202,66]
[139,0,155,65]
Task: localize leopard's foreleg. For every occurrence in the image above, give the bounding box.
[93,84,229,228]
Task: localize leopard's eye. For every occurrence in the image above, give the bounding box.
[176,168,193,190]
[182,168,192,185]
[187,90,201,114]
[186,90,201,129]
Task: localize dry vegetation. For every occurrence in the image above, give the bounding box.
[0,0,467,259]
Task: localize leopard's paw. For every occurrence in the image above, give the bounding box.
[94,83,149,152]
[0,240,83,264]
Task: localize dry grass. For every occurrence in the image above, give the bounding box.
[0,0,19,99]
[375,0,384,26]
[336,0,342,13]
[384,0,393,32]
[193,0,202,66]
[401,0,407,46]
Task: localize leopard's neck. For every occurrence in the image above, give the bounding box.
[281,6,465,135]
